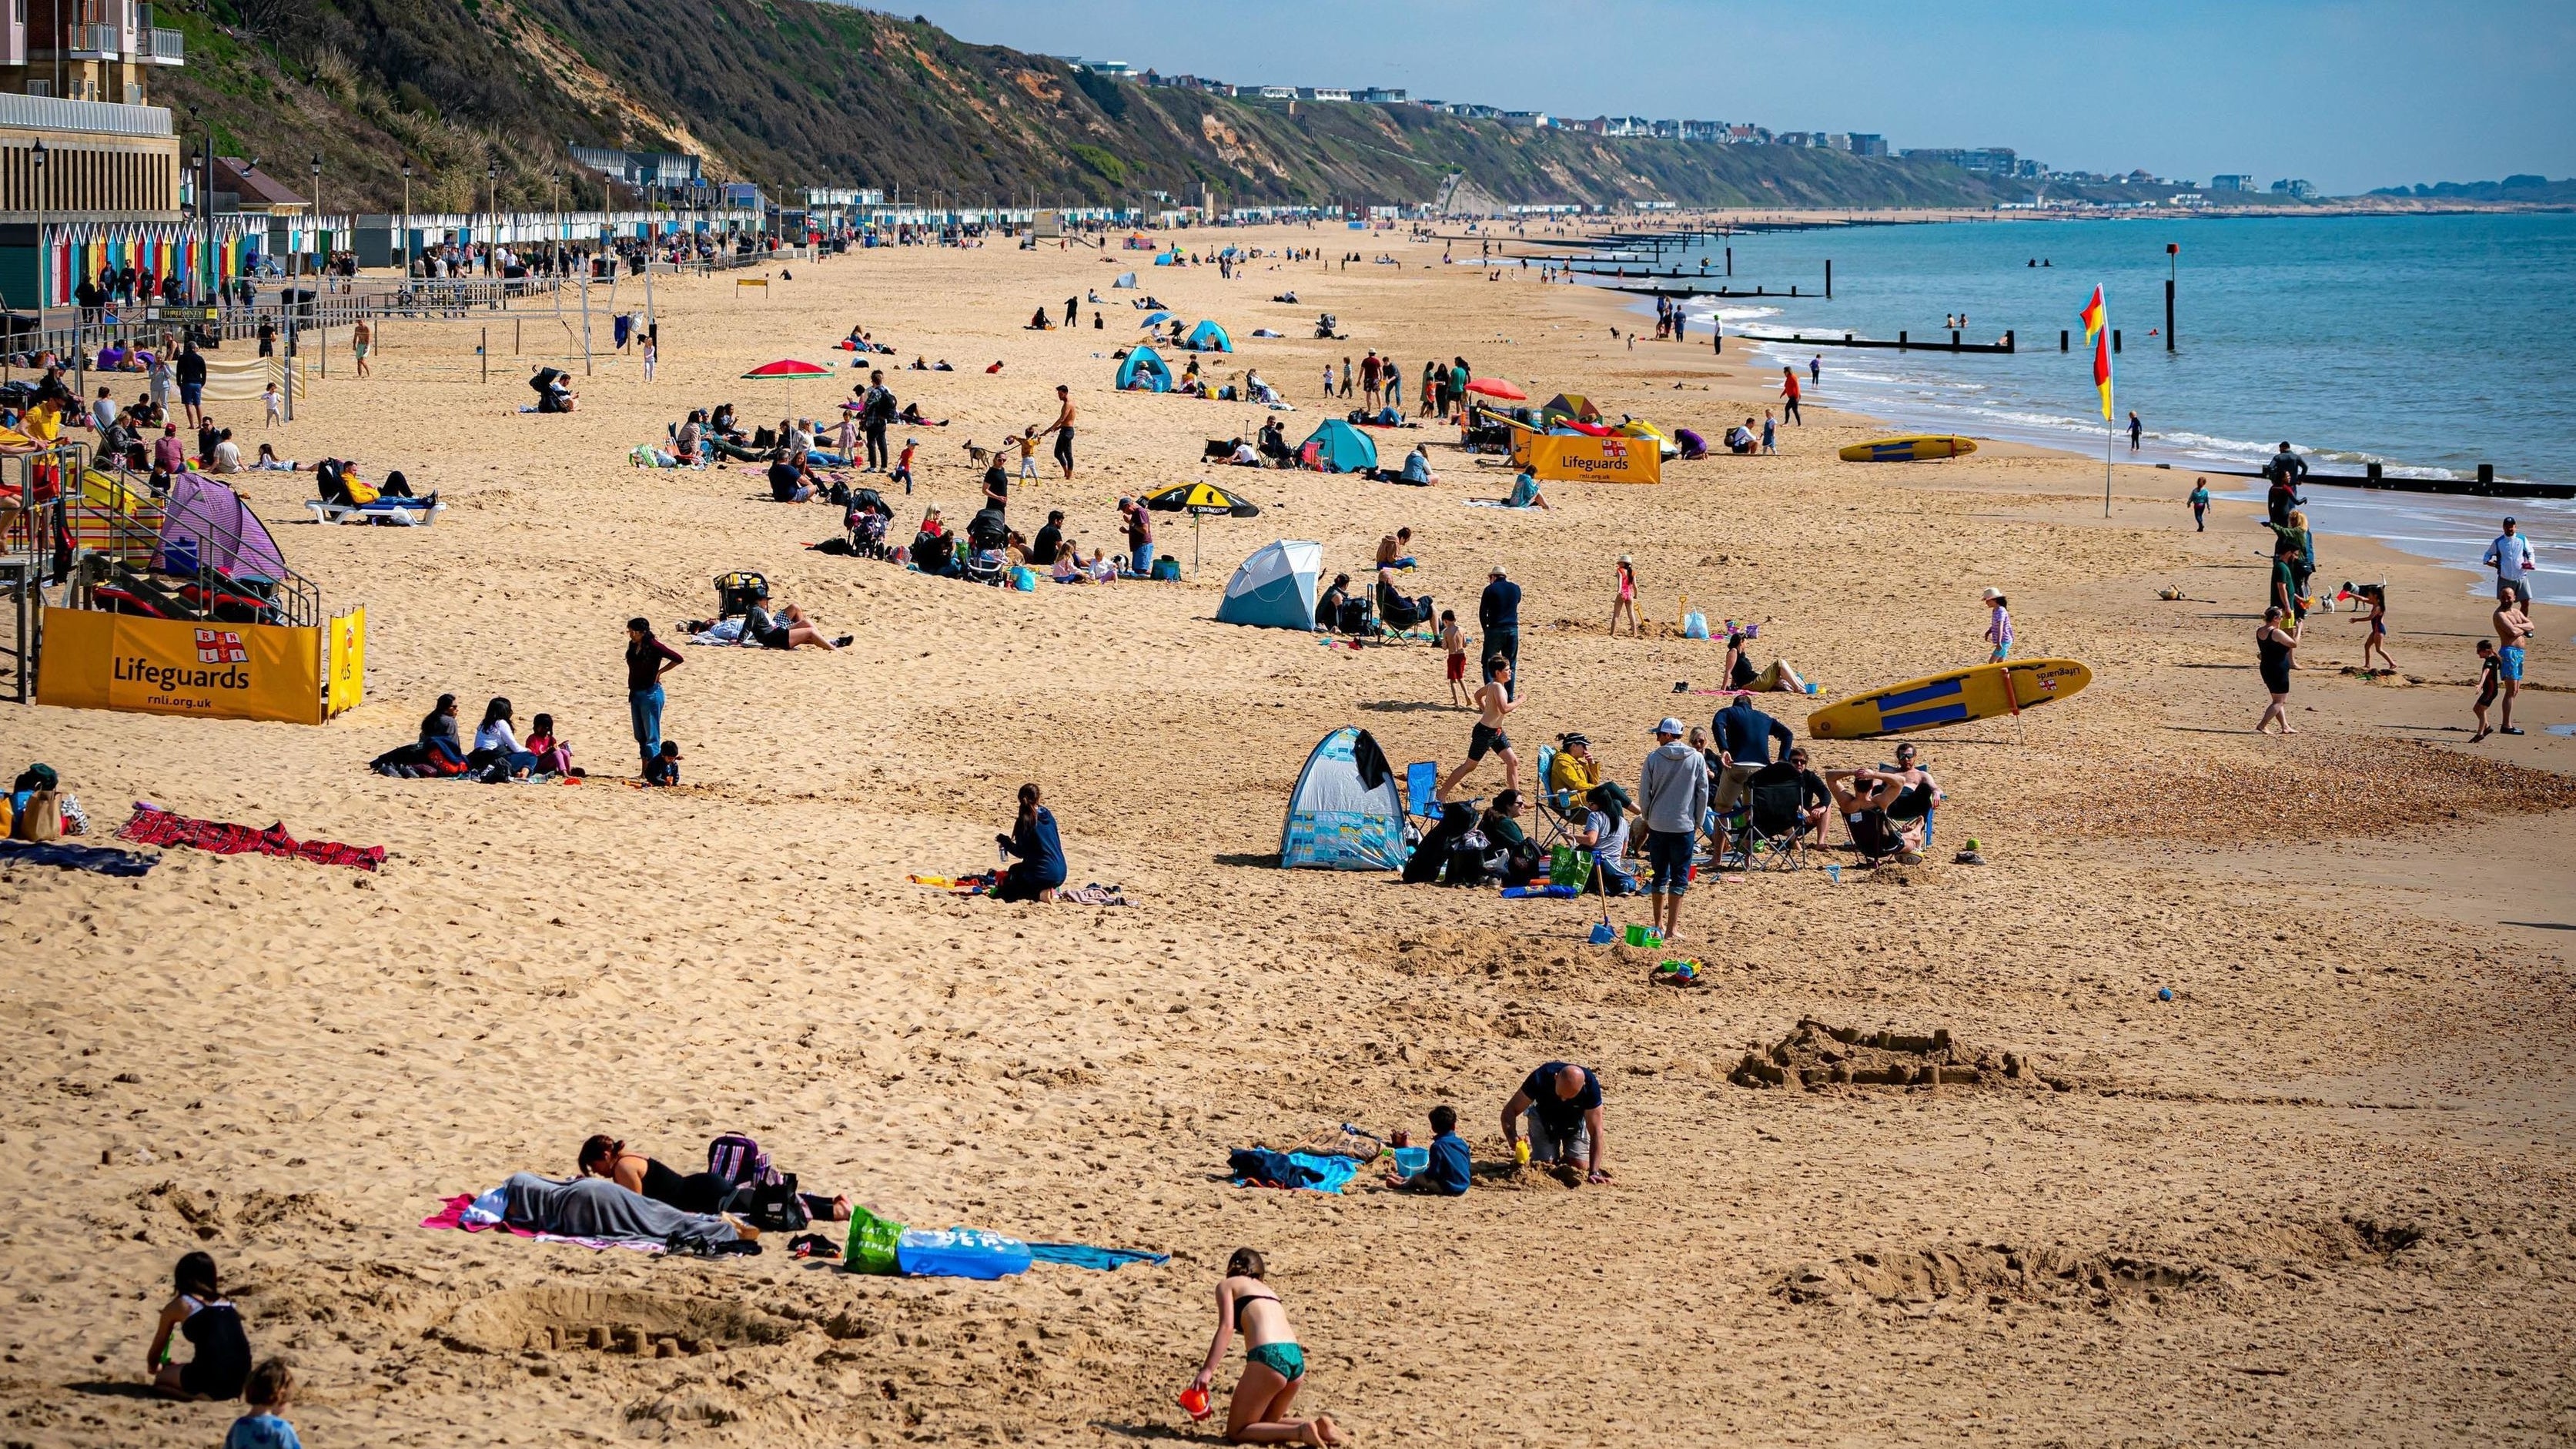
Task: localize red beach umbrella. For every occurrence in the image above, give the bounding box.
[1464,377,1527,400]
[741,358,833,417]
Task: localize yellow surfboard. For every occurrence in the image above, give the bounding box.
[1805,658,2092,739]
[1838,435,1979,463]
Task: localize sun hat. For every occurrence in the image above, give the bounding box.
[1653,718,1684,737]
[1980,587,2003,601]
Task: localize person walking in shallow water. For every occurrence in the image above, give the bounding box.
[2128,410,2143,451]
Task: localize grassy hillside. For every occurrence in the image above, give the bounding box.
[153,0,2029,214]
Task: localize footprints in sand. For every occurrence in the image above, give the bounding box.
[1728,1018,2076,1093]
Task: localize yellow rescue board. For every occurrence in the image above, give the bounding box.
[1805,657,2093,739]
[1838,435,1979,463]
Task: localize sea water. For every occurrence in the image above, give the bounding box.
[1628,213,2576,604]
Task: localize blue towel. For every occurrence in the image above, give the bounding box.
[0,838,157,876]
[1027,1242,1171,1271]
[1228,1149,1360,1193]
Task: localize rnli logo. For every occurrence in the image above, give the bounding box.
[195,629,248,664]
[1600,438,1628,460]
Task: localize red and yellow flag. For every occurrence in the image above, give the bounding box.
[2079,285,2113,420]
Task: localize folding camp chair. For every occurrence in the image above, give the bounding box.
[714,571,770,619]
[1721,764,1812,872]
[1403,761,1440,825]
[1530,744,1584,851]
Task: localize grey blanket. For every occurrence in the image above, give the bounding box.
[499,1173,738,1250]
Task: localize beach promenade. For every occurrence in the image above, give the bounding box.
[0,224,2569,1447]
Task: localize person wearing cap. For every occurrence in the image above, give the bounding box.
[1546,731,1599,805]
[1478,566,1521,695]
[1120,496,1154,577]
[1982,587,2012,663]
[1638,717,1709,942]
[2483,517,2536,610]
[1608,554,1639,638]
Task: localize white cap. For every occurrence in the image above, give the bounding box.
[1653,718,1684,737]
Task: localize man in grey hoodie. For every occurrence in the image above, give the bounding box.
[1637,717,1711,943]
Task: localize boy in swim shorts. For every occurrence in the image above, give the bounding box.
[1439,611,1467,707]
[1435,658,1518,798]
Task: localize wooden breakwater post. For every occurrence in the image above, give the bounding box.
[2061,330,2069,352]
[2113,329,2122,353]
[1825,259,1832,299]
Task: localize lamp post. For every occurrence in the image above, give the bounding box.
[28,138,45,320]
[484,160,497,276]
[400,161,412,279]
[309,153,323,295]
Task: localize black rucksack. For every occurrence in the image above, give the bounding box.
[742,1173,808,1233]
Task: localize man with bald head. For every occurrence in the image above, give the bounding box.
[1503,1060,1607,1184]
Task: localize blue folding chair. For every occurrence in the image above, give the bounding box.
[1404,761,1440,822]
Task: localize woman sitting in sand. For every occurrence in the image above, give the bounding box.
[1051,537,1092,584]
[1504,468,1551,510]
[994,784,1068,903]
[1188,1248,1344,1446]
[1724,633,1808,694]
[148,1251,251,1400]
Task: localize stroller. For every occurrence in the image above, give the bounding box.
[528,367,570,413]
[845,488,894,558]
[714,571,770,619]
[962,507,1010,586]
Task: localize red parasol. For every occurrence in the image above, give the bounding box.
[741,359,833,417]
[1464,377,1527,400]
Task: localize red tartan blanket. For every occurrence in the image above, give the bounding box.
[116,803,386,872]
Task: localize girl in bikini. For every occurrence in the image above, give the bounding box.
[1190,1249,1343,1445]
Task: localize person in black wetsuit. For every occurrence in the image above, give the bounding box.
[149,1251,252,1400]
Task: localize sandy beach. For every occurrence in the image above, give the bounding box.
[2,224,2571,1447]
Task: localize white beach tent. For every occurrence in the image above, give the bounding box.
[1215,539,1322,630]
[1112,271,1139,289]
[1280,726,1407,870]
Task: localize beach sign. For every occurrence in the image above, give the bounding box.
[1528,433,1661,484]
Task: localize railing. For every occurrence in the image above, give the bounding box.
[65,22,120,56]
[0,92,171,136]
[148,26,182,62]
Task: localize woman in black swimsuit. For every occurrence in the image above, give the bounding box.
[149,1251,251,1400]
[2256,605,2300,735]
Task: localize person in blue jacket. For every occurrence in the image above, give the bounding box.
[994,783,1067,902]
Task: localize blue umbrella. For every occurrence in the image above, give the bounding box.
[1140,310,1172,326]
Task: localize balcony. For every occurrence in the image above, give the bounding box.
[66,22,119,58]
[147,25,180,62]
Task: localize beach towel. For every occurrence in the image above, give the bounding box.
[1027,1242,1170,1271]
[1228,1149,1360,1193]
[908,869,999,895]
[0,838,158,876]
[117,803,386,872]
[1057,883,1132,905]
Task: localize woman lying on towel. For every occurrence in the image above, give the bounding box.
[577,1136,849,1220]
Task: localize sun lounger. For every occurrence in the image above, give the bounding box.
[306,496,443,526]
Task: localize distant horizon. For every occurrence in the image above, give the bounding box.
[882,0,2576,196]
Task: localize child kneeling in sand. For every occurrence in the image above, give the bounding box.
[149,1251,252,1400]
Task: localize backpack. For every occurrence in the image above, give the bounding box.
[707,1133,778,1191]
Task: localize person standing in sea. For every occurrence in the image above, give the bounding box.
[2128,410,2143,452]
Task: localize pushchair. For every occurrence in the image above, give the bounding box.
[714,571,770,618]
[845,488,894,558]
[962,508,1010,586]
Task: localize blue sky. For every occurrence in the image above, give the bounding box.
[885,0,2576,194]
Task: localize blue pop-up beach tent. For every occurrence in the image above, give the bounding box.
[1216,538,1322,630]
[1300,418,1379,474]
[1114,345,1173,392]
[1186,320,1233,352]
[1279,724,1407,871]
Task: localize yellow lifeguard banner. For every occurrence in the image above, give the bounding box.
[36,607,350,724]
[326,607,366,718]
[1528,433,1661,484]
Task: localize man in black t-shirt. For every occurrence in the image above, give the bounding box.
[1029,510,1065,566]
[1503,1061,1606,1183]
